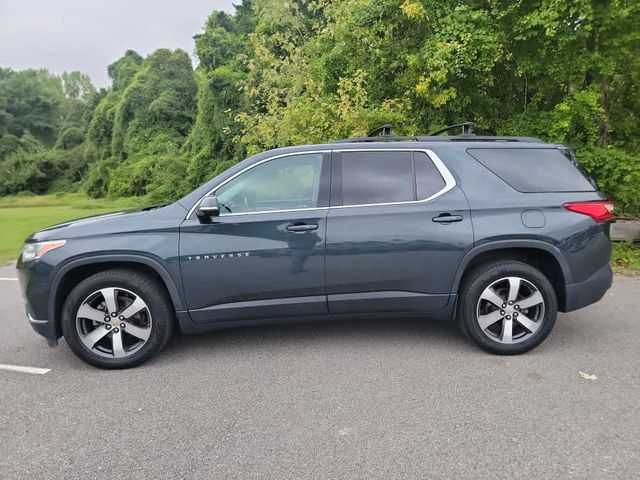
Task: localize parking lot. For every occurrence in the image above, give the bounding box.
[1,263,639,479]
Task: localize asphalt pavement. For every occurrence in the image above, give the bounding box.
[0,264,639,479]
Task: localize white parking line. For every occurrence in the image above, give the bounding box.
[0,278,18,281]
[0,364,51,375]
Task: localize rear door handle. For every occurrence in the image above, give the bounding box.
[432,214,463,223]
[286,224,318,232]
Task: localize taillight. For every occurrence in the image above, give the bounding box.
[563,200,614,223]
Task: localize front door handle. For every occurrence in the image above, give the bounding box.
[432,214,463,223]
[286,223,318,232]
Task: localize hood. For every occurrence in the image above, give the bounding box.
[26,204,183,242]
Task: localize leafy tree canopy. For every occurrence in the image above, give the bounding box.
[1,0,639,214]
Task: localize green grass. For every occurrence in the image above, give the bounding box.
[0,194,145,264]
[611,241,640,275]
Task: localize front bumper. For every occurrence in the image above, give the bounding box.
[563,262,613,312]
[17,258,59,345]
[27,313,58,347]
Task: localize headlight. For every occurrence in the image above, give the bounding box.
[21,240,66,262]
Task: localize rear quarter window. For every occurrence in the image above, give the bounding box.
[415,151,446,199]
[467,148,596,193]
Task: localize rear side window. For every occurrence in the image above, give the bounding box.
[467,148,596,193]
[341,151,414,205]
[339,151,446,206]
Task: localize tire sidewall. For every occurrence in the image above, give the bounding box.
[61,270,172,369]
[460,262,557,355]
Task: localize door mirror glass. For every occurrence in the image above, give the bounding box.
[196,195,220,218]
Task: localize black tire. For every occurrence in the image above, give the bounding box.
[61,269,174,369]
[457,260,557,355]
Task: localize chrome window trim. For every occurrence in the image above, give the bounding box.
[185,148,457,219]
[186,150,329,219]
[332,148,456,210]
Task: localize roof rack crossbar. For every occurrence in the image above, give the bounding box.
[428,122,476,136]
[367,124,394,137]
[332,122,544,144]
[333,124,419,143]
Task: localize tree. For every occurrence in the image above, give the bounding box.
[0,0,638,213]
[0,68,64,146]
[183,2,256,185]
[61,71,96,101]
[84,49,197,198]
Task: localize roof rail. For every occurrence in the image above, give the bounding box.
[332,122,544,144]
[332,135,419,143]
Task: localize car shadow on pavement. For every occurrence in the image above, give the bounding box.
[158,316,474,363]
[48,317,478,371]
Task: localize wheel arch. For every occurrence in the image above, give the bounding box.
[452,241,572,311]
[49,255,184,337]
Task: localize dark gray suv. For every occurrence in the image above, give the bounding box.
[17,128,614,368]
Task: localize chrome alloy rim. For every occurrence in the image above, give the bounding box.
[75,287,152,358]
[476,277,545,344]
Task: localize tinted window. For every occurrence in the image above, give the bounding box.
[415,152,446,199]
[468,148,596,193]
[560,148,597,189]
[215,153,323,214]
[341,151,413,205]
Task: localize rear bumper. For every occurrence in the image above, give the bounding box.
[563,263,612,312]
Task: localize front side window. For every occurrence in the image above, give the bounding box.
[215,153,324,214]
[339,151,446,206]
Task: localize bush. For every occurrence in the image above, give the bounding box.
[143,155,192,204]
[0,146,93,195]
[577,147,640,216]
[83,156,119,198]
[0,134,22,160]
[106,154,189,202]
[55,127,85,150]
[611,241,640,274]
[0,150,49,194]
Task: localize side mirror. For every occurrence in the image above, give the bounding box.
[196,195,220,219]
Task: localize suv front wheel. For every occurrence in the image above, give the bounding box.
[61,269,174,369]
[458,260,557,354]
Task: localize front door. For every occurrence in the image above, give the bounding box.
[325,149,473,314]
[180,152,331,323]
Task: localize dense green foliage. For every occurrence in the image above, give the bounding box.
[84,49,197,201]
[0,67,96,194]
[1,0,639,214]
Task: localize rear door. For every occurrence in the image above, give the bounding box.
[325,148,473,314]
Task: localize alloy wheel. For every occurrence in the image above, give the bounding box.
[75,287,152,358]
[475,276,545,344]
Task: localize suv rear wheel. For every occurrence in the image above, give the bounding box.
[458,260,557,354]
[61,269,174,369]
